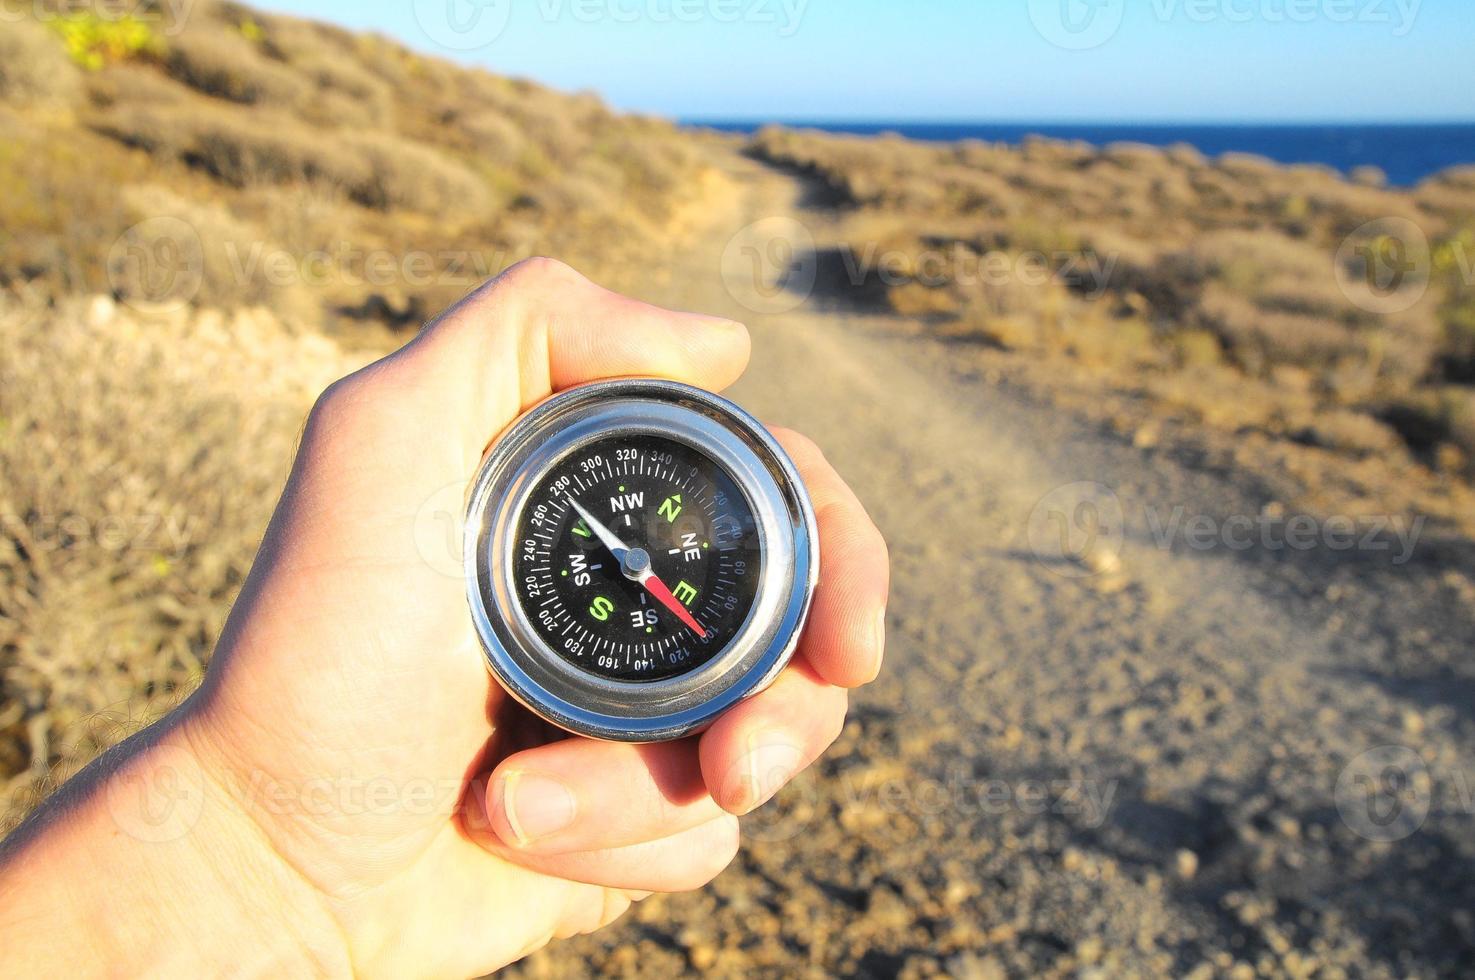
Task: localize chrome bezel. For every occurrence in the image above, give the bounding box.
[464,379,818,741]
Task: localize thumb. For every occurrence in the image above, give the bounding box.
[387,257,751,463]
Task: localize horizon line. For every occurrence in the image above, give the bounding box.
[679,117,1475,128]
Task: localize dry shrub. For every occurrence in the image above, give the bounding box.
[599,132,697,200]
[953,313,1043,351]
[962,267,1064,321]
[1063,316,1158,369]
[94,101,489,216]
[1199,285,1355,373]
[460,110,527,167]
[1148,366,1288,432]
[1216,152,1280,181]
[941,169,1016,217]
[255,9,359,62]
[1298,410,1404,456]
[1350,165,1388,188]
[1382,386,1475,472]
[518,171,616,219]
[164,27,307,106]
[0,112,144,296]
[290,53,392,128]
[95,102,370,188]
[1166,142,1207,168]
[86,62,189,108]
[1428,165,1475,191]
[0,295,366,826]
[1101,141,1172,173]
[345,31,416,89]
[1187,230,1354,319]
[1301,180,1427,235]
[1173,329,1223,369]
[889,281,962,319]
[0,18,82,108]
[527,110,593,171]
[111,184,319,321]
[1019,136,1093,167]
[1191,228,1328,283]
[294,88,376,130]
[348,132,490,215]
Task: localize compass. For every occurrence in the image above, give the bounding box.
[464,378,819,742]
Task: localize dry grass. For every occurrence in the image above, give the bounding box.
[748,126,1475,475]
[1,0,707,333]
[0,295,369,828]
[0,19,83,108]
[164,26,308,106]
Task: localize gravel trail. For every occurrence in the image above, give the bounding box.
[512,149,1475,979]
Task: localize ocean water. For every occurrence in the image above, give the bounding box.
[687,121,1475,187]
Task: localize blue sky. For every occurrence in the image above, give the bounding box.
[257,1,1473,121]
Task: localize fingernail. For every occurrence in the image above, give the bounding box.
[499,771,576,846]
[873,607,887,661]
[742,734,800,815]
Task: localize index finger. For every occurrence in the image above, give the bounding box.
[770,427,890,688]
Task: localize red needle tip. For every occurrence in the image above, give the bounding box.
[641,574,708,637]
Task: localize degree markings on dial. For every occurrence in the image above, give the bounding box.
[519,444,754,672]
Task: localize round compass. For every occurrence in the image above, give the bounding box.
[464,378,818,742]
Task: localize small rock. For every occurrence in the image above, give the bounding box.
[1175,848,1200,880]
[1083,545,1122,577]
[687,944,717,970]
[86,294,116,329]
[943,878,972,908]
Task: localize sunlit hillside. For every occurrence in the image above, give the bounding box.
[0,0,709,333]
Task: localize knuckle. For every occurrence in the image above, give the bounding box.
[501,255,583,290]
[304,364,402,449]
[306,373,367,438]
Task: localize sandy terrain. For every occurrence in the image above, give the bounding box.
[506,151,1475,978]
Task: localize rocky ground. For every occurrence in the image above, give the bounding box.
[506,151,1475,978]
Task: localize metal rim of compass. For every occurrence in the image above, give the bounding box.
[463,378,819,742]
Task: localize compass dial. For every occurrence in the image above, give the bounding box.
[513,433,762,681]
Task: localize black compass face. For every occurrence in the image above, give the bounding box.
[512,434,763,682]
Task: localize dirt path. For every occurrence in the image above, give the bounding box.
[518,151,1475,978]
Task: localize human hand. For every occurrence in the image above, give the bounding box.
[0,259,888,978]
